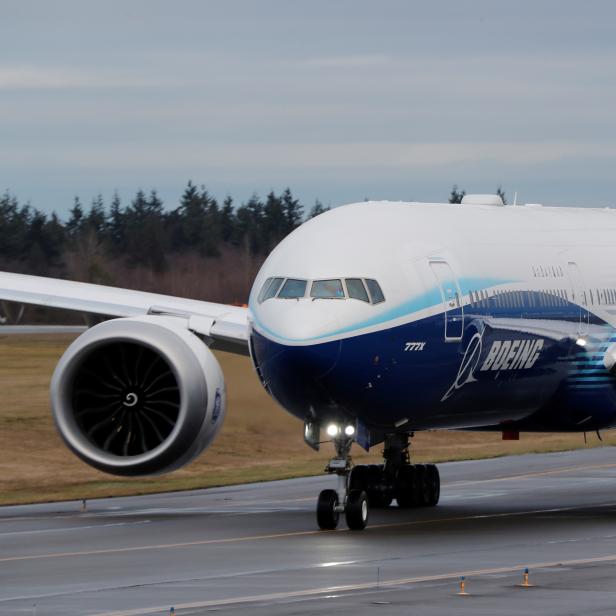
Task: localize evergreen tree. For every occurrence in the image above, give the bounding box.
[281,188,303,233]
[448,185,465,204]
[66,197,85,238]
[496,186,507,205]
[124,189,168,271]
[107,192,125,250]
[263,191,285,250]
[201,186,222,257]
[220,196,235,243]
[42,213,65,267]
[170,181,222,256]
[25,210,57,273]
[86,194,106,236]
[308,200,329,218]
[172,181,203,249]
[235,194,264,254]
[0,193,30,259]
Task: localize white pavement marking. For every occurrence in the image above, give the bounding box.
[0,520,151,537]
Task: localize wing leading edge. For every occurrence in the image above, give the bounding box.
[0,271,250,355]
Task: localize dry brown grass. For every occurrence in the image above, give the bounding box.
[0,334,614,506]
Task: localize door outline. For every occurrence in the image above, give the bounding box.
[429,259,464,342]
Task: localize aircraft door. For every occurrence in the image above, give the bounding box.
[567,261,589,335]
[429,260,464,341]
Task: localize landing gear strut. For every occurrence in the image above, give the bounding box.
[316,431,440,531]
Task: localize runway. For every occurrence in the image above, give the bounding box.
[3,447,616,615]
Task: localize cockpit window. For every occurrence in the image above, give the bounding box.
[257,278,273,303]
[259,276,385,304]
[278,278,307,299]
[259,277,284,302]
[345,278,369,302]
[311,279,345,299]
[365,279,385,304]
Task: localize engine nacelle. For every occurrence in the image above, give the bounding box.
[51,316,226,476]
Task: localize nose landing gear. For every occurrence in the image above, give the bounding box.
[316,431,440,531]
[317,429,369,531]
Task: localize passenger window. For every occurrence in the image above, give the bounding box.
[278,278,307,299]
[311,279,345,299]
[365,279,385,304]
[262,277,284,301]
[346,278,369,302]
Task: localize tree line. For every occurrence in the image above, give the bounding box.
[0,183,331,275]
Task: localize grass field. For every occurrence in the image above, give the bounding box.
[0,333,614,506]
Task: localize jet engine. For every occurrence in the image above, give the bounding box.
[50,316,226,476]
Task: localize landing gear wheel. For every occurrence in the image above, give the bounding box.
[413,464,431,506]
[345,489,369,530]
[317,489,339,530]
[351,465,392,508]
[396,465,415,508]
[367,464,392,508]
[425,464,440,506]
[395,464,440,508]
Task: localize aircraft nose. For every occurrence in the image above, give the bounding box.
[250,329,342,418]
[254,300,342,343]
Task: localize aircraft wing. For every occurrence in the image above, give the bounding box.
[0,271,250,355]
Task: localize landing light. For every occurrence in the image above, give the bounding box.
[344,425,356,436]
[326,423,340,437]
[576,337,587,347]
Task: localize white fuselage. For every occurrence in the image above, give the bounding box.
[248,201,616,442]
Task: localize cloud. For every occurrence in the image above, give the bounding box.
[302,54,391,68]
[3,140,616,172]
[0,65,164,90]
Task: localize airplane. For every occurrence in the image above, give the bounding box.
[1,193,616,532]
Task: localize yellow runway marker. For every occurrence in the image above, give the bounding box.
[518,567,533,587]
[457,576,469,596]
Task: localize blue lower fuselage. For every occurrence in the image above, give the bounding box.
[250,293,616,444]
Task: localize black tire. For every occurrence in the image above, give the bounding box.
[349,465,369,491]
[396,465,415,508]
[367,464,392,508]
[317,489,339,530]
[413,464,431,506]
[345,489,369,530]
[425,464,440,506]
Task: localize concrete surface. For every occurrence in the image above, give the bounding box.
[3,447,616,615]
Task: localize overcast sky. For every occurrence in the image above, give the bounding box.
[2,0,616,216]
